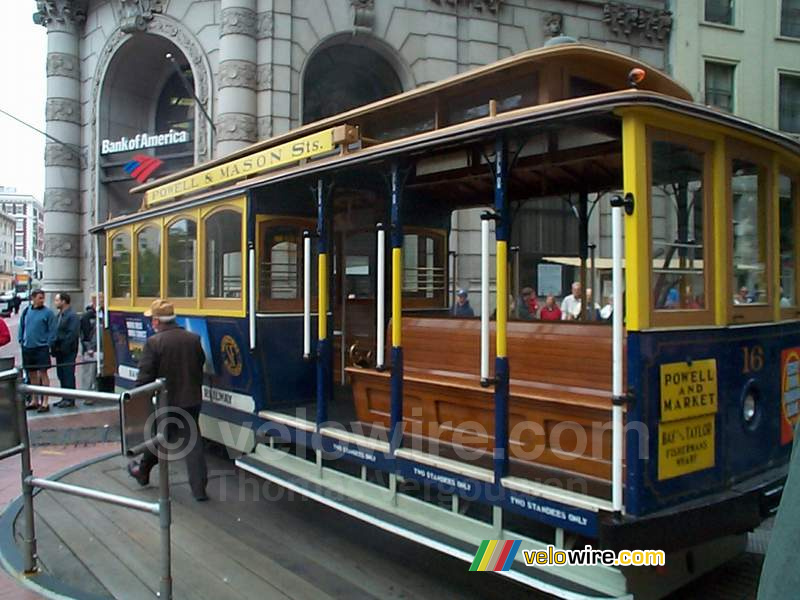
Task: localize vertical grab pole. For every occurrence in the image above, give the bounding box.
[303,231,312,359]
[94,236,102,376]
[376,224,386,370]
[16,371,37,574]
[611,203,624,514]
[316,180,331,428]
[493,136,510,483]
[389,164,404,453]
[248,245,256,350]
[103,262,109,329]
[480,214,491,385]
[156,382,173,600]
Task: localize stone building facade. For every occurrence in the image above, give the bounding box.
[34,0,674,307]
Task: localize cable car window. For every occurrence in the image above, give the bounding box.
[651,140,707,311]
[732,159,767,305]
[265,227,299,300]
[779,173,797,308]
[403,232,445,301]
[167,219,196,298]
[205,210,242,299]
[111,232,131,298]
[136,226,160,298]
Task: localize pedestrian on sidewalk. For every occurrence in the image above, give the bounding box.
[52,292,80,409]
[79,294,98,399]
[18,290,56,412]
[127,299,208,501]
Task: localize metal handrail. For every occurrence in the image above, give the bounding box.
[0,371,173,600]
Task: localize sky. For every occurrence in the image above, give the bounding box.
[0,2,47,200]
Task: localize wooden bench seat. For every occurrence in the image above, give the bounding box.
[346,317,625,481]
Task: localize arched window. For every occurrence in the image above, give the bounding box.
[111,232,131,299]
[302,44,402,124]
[167,218,196,298]
[205,209,242,299]
[136,225,161,298]
[258,219,317,311]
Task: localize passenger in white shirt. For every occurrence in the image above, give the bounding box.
[560,282,581,320]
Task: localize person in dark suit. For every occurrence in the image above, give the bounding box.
[52,292,81,408]
[127,299,208,501]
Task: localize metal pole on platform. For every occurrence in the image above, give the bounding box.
[248,245,256,350]
[480,214,491,385]
[389,164,404,453]
[156,383,173,600]
[303,231,312,359]
[611,203,624,515]
[15,372,37,574]
[493,136,510,483]
[376,223,386,370]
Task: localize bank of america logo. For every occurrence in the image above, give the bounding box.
[469,540,522,571]
[124,154,164,183]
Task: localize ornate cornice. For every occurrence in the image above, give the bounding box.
[218,60,257,90]
[46,98,81,124]
[46,52,80,79]
[44,233,81,258]
[216,113,257,143]
[221,7,258,37]
[602,2,673,41]
[429,0,499,12]
[44,188,81,213]
[34,0,88,28]
[117,0,164,33]
[44,142,81,169]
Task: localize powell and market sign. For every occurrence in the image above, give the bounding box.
[141,125,356,207]
[101,129,190,155]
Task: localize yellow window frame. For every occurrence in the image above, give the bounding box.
[132,219,163,308]
[777,165,800,321]
[164,211,200,310]
[108,227,134,310]
[199,197,247,316]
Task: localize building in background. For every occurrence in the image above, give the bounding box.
[0,212,16,290]
[0,187,45,280]
[668,0,800,136]
[36,0,675,309]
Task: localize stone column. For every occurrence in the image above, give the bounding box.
[35,1,84,302]
[217,0,258,157]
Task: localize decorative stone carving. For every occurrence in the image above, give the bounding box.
[221,7,257,37]
[256,65,273,91]
[33,0,88,28]
[430,0,499,12]
[257,11,273,39]
[44,188,81,213]
[118,0,163,33]
[44,142,81,169]
[44,233,81,258]
[218,60,257,89]
[46,52,79,79]
[603,2,673,41]
[216,113,257,143]
[351,0,375,30]
[544,13,563,37]
[257,116,272,141]
[46,98,81,124]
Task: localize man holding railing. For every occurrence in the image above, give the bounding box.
[127,299,208,501]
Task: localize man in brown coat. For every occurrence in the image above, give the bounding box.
[127,299,208,501]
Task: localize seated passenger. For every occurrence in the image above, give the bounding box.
[734,286,751,305]
[582,288,602,320]
[452,288,474,317]
[538,294,562,321]
[516,287,538,321]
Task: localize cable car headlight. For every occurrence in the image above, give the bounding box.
[740,380,761,430]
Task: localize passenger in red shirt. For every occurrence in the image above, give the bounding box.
[538,294,562,321]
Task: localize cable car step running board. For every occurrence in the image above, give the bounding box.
[236,447,631,600]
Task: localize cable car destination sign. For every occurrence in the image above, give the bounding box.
[143,126,356,207]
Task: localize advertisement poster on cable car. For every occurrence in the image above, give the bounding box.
[780,347,800,444]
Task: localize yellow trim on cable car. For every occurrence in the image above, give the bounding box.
[318,252,328,340]
[392,248,402,347]
[496,240,508,358]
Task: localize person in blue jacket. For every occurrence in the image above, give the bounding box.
[52,292,81,408]
[18,289,56,412]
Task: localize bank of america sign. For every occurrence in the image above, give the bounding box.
[100,129,190,155]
